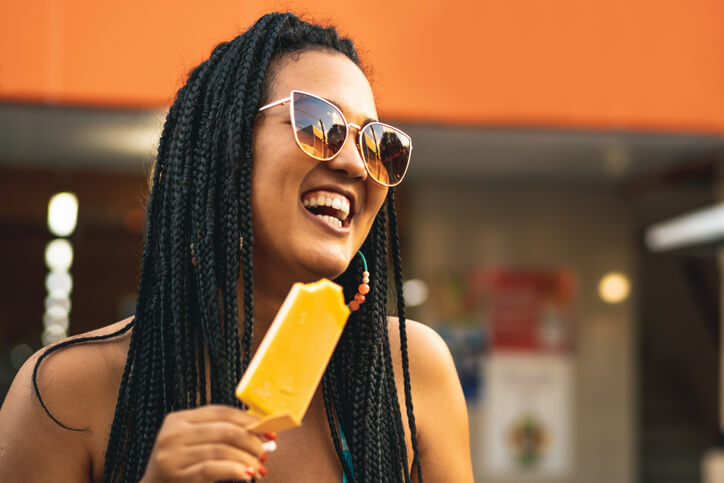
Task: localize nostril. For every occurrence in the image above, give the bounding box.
[327,144,367,181]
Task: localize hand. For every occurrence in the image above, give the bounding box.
[140,405,272,483]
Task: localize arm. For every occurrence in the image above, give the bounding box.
[0,333,268,483]
[398,320,474,482]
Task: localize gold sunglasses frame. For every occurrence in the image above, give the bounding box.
[258,90,412,187]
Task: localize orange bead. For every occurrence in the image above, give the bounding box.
[354,293,366,303]
[358,283,370,294]
[349,300,360,311]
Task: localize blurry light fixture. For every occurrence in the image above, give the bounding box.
[44,192,77,345]
[645,202,724,252]
[45,271,73,297]
[47,192,78,237]
[598,272,630,304]
[44,238,74,270]
[403,278,429,307]
[45,303,69,319]
[45,293,71,312]
[43,311,69,331]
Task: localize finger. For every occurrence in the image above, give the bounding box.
[181,422,264,457]
[179,405,260,427]
[176,443,261,470]
[178,460,257,482]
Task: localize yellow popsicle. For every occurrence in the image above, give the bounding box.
[236,278,350,433]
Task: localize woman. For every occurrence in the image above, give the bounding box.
[0,12,472,482]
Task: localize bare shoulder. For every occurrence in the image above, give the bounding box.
[0,318,133,482]
[386,317,457,384]
[387,317,474,482]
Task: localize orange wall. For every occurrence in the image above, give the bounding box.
[2,0,723,133]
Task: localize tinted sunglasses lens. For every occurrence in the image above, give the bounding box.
[292,92,346,159]
[360,124,411,186]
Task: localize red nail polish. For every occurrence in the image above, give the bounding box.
[263,431,278,441]
[245,466,256,476]
[260,452,267,463]
[259,465,268,476]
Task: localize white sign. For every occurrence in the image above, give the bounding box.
[483,352,573,478]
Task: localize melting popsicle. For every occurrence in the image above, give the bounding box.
[236,278,350,433]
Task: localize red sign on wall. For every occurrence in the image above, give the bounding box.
[468,269,575,353]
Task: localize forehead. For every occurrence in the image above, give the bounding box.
[268,49,378,122]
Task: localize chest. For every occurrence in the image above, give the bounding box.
[88,377,412,482]
[262,393,345,482]
[264,387,415,482]
[87,391,345,483]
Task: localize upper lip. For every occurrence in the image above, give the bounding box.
[302,185,357,218]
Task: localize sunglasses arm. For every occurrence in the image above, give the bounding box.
[258,97,291,112]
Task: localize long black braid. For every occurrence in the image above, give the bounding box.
[31,12,422,482]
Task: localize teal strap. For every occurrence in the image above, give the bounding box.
[338,421,354,482]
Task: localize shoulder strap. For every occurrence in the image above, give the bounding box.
[338,421,355,483]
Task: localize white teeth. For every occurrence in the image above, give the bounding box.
[340,200,350,220]
[316,214,342,229]
[302,192,352,222]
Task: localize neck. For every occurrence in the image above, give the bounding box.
[237,253,348,354]
[237,266,303,353]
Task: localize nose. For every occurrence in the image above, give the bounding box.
[326,124,368,181]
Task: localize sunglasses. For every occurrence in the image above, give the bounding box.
[258,90,412,187]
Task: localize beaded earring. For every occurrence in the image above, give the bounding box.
[348,250,370,312]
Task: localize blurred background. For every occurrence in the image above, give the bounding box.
[2,1,724,482]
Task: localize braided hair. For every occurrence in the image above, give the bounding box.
[33,12,422,482]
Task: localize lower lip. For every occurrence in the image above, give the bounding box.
[301,203,352,236]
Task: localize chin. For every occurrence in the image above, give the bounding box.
[301,250,351,281]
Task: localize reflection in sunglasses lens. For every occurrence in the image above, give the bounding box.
[293,93,346,159]
[361,124,410,186]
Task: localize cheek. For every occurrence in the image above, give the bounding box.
[251,132,292,199]
[369,185,388,215]
[361,184,388,230]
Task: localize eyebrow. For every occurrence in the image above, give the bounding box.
[323,95,379,126]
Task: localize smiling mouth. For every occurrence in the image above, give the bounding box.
[301,190,352,229]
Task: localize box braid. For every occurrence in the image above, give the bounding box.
[31,12,421,482]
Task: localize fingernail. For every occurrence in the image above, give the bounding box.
[260,451,267,463]
[262,440,278,452]
[263,431,278,440]
[259,464,268,476]
[245,466,256,476]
